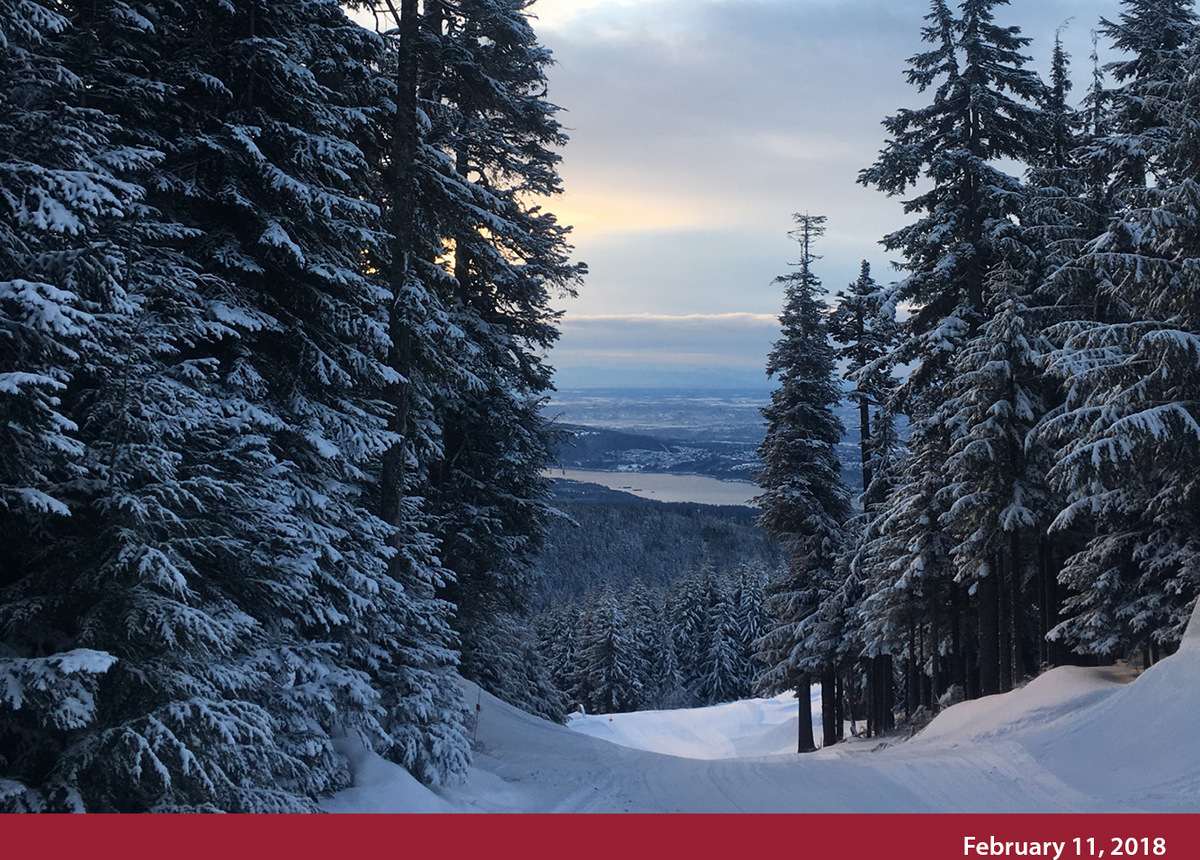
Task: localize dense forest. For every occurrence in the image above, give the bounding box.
[5,0,1200,813]
[528,498,783,715]
[532,499,782,604]
[749,0,1200,752]
[535,562,772,715]
[0,0,581,811]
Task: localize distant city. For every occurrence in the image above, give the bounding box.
[545,387,867,501]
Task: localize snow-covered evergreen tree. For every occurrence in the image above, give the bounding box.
[1026,30,1114,321]
[461,610,569,723]
[1041,15,1200,656]
[669,566,709,701]
[0,0,153,812]
[2,0,477,811]
[938,243,1054,693]
[693,572,742,705]
[360,0,584,716]
[858,0,1049,384]
[729,563,768,699]
[830,261,898,511]
[574,587,644,715]
[621,579,663,701]
[856,0,1052,706]
[535,600,581,702]
[1096,0,1197,195]
[753,213,850,752]
[650,609,689,709]
[826,261,902,729]
[856,409,960,710]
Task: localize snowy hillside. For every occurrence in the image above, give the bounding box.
[322,609,1200,813]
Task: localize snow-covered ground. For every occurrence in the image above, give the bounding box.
[322,605,1200,813]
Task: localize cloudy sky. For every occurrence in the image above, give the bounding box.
[524,0,1124,388]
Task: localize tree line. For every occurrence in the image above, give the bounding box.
[754,0,1200,753]
[0,0,581,811]
[535,564,770,715]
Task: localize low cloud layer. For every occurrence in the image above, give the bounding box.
[551,312,781,387]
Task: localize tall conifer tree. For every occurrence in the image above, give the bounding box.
[754,214,850,752]
[1043,4,1200,657]
[857,0,1050,703]
[416,0,584,698]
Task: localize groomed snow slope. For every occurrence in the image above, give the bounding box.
[323,603,1200,813]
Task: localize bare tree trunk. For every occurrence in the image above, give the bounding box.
[868,657,877,735]
[879,654,895,732]
[1010,531,1024,686]
[380,0,421,570]
[978,563,1000,697]
[1038,536,1066,668]
[1038,537,1050,668]
[907,617,921,718]
[846,668,859,736]
[834,669,845,740]
[858,393,872,500]
[796,674,816,753]
[951,583,967,696]
[999,552,1013,694]
[821,665,839,748]
[923,614,936,709]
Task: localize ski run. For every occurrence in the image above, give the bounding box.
[318,605,1200,813]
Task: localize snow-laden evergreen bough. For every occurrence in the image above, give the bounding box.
[0,0,151,813]
[0,0,472,812]
[397,0,585,710]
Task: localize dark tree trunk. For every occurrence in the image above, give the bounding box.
[868,662,878,738]
[1010,531,1024,686]
[380,0,422,570]
[999,553,1013,694]
[978,565,1000,697]
[821,665,839,748]
[858,393,872,501]
[834,669,845,740]
[1038,537,1050,668]
[906,617,920,718]
[926,613,939,708]
[879,655,895,732]
[846,667,859,736]
[951,584,968,696]
[796,674,816,753]
[1038,536,1067,668]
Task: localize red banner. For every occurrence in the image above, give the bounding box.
[3,813,1198,860]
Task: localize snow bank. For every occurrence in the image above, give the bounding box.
[911,665,1136,747]
[568,691,810,760]
[319,738,456,813]
[1181,598,1200,651]
[1027,615,1200,810]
